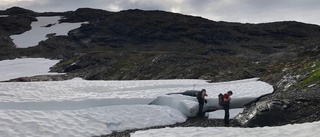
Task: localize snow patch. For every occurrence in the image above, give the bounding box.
[0,58,60,81]
[10,16,86,48]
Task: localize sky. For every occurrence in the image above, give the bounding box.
[0,0,320,25]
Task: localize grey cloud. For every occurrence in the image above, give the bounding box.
[0,0,320,25]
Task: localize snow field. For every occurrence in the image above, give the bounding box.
[131,121,320,137]
[0,76,273,137]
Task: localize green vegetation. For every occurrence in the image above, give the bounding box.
[50,57,78,72]
[300,61,320,86]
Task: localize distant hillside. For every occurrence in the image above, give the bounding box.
[1,7,319,81]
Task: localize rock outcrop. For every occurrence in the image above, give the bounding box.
[234,49,320,127]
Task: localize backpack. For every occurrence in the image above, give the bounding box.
[218,93,225,106]
[196,91,203,99]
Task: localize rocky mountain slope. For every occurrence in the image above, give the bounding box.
[0,7,319,127]
[235,50,319,127]
[1,7,320,81]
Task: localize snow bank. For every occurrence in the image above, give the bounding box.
[150,94,199,117]
[0,58,275,136]
[0,78,273,136]
[0,58,60,81]
[0,105,186,137]
[131,121,320,137]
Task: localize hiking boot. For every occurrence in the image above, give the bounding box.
[224,123,230,127]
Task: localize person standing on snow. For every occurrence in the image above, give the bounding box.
[196,89,208,117]
[223,90,233,126]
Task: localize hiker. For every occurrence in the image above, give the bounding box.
[223,90,233,126]
[196,89,208,117]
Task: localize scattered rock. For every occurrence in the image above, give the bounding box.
[3,74,76,82]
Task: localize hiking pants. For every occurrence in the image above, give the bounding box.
[223,104,230,125]
[198,99,205,117]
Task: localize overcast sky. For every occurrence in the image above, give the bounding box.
[1,0,320,25]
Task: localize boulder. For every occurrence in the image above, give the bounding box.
[234,99,288,127]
